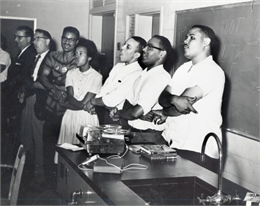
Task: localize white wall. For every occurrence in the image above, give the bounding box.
[116,0,260,195]
[1,0,259,195]
[0,0,90,51]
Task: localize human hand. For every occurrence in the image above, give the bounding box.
[172,96,197,114]
[109,107,120,121]
[33,81,45,89]
[17,92,25,103]
[83,100,95,114]
[152,110,168,125]
[139,111,154,122]
[51,88,65,100]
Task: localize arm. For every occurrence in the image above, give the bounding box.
[91,97,105,107]
[161,85,202,116]
[66,86,96,110]
[111,100,144,121]
[39,64,64,100]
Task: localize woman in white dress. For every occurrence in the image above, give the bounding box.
[57,38,102,145]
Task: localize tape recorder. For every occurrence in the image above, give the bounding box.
[76,125,129,155]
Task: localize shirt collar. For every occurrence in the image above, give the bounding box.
[192,55,213,67]
[37,49,49,59]
[143,64,165,75]
[19,44,31,57]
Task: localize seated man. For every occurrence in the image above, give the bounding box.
[87,36,146,125]
[152,25,225,159]
[110,35,174,143]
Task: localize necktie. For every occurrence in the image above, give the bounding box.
[34,54,41,65]
[32,55,41,81]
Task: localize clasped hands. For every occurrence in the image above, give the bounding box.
[51,87,67,101]
[139,95,198,125]
[82,100,96,115]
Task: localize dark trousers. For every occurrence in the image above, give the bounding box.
[42,112,63,188]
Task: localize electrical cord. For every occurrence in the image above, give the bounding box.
[78,144,148,172]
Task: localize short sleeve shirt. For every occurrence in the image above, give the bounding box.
[66,67,102,101]
[127,65,171,131]
[162,56,225,158]
[96,62,142,109]
[0,48,11,82]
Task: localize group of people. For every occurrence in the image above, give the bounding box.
[1,23,225,189]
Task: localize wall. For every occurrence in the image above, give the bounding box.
[116,0,260,195]
[0,0,90,51]
[1,0,259,195]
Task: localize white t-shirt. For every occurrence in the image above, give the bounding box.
[66,67,102,100]
[162,56,225,158]
[96,62,142,109]
[0,48,11,83]
[128,64,171,131]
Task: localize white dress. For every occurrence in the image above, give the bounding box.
[58,67,102,145]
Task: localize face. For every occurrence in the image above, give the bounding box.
[120,38,140,63]
[61,31,78,53]
[14,30,31,50]
[75,46,90,67]
[142,37,163,66]
[33,32,50,54]
[183,27,206,60]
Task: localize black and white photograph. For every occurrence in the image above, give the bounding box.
[0,0,259,205]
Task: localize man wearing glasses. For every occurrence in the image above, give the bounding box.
[18,29,52,188]
[2,26,36,117]
[110,35,174,144]
[39,26,79,188]
[1,26,36,165]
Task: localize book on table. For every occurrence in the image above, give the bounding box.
[139,144,177,160]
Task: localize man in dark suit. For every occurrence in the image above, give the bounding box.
[18,29,52,187]
[1,26,36,165]
[2,25,37,117]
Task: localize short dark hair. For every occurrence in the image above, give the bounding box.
[131,36,147,53]
[35,29,51,39]
[62,26,80,39]
[192,25,217,49]
[17,26,33,39]
[77,38,97,58]
[153,35,174,72]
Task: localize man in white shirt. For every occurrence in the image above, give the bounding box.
[88,36,146,124]
[18,29,52,187]
[153,25,225,160]
[0,34,11,83]
[110,35,173,143]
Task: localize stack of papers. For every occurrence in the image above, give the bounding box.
[57,143,84,151]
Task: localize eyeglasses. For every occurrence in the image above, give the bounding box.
[146,43,164,51]
[33,36,48,42]
[13,35,29,40]
[61,36,77,44]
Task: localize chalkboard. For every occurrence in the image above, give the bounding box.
[175,1,260,140]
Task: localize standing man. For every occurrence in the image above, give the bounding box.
[1,26,36,165]
[88,36,146,124]
[2,26,36,117]
[18,29,52,187]
[110,35,173,143]
[40,26,79,187]
[153,25,225,160]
